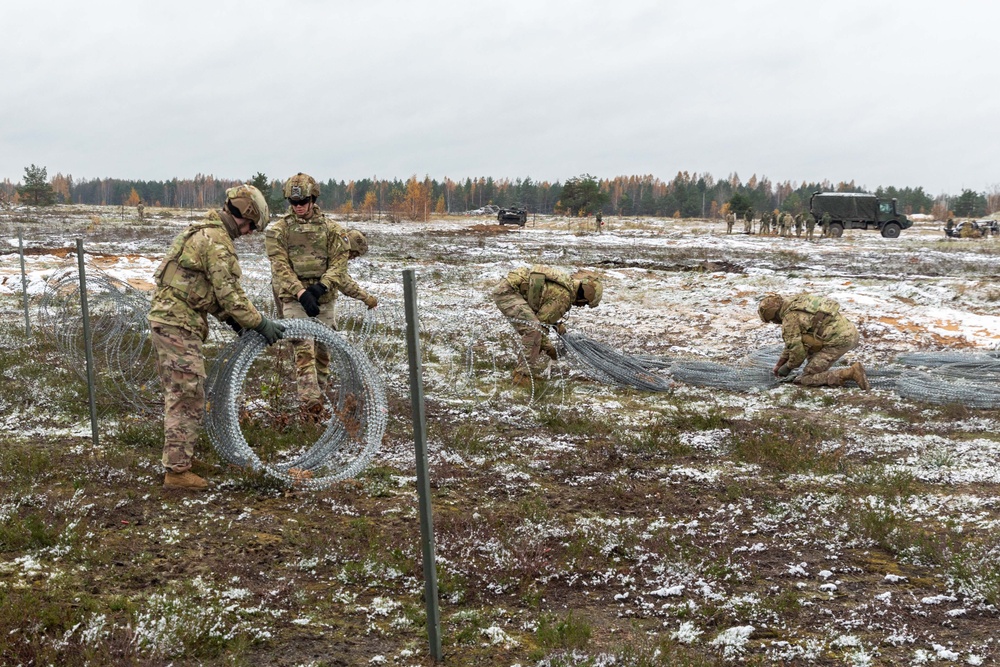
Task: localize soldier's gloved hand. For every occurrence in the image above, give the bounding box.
[306,283,327,299]
[253,318,286,346]
[223,317,244,335]
[298,290,321,317]
[554,322,567,335]
[363,295,378,310]
[775,364,792,378]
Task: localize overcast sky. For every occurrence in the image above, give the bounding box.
[2,1,997,195]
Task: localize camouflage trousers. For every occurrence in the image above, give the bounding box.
[806,223,815,240]
[150,323,206,473]
[492,280,549,374]
[281,297,339,406]
[795,323,859,387]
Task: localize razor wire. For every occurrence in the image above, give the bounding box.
[38,261,161,414]
[204,318,388,489]
[895,371,1000,409]
[559,331,674,392]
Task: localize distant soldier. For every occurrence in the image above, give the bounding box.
[266,172,378,417]
[757,292,869,390]
[794,213,803,237]
[805,212,816,239]
[493,265,602,385]
[148,185,284,491]
[725,212,735,234]
[595,211,603,234]
[743,209,754,234]
[759,210,771,235]
[945,218,955,237]
[137,200,145,222]
[820,212,832,238]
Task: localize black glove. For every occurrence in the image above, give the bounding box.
[775,364,791,377]
[298,290,320,317]
[253,318,286,346]
[306,283,328,299]
[223,317,244,335]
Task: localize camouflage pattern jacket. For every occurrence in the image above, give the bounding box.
[265,208,369,304]
[147,211,263,340]
[777,294,854,369]
[504,265,575,324]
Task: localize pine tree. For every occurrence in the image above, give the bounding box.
[17,164,56,206]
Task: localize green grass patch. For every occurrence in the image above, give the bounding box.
[725,413,843,474]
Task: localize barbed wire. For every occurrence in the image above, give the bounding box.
[204,318,388,489]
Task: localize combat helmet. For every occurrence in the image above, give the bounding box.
[572,271,603,308]
[758,293,784,323]
[283,172,320,201]
[346,229,369,257]
[225,184,271,232]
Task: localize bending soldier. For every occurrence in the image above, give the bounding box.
[148,185,284,491]
[757,293,869,390]
[266,173,377,416]
[493,265,602,384]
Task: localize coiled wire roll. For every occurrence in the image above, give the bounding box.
[204,318,387,489]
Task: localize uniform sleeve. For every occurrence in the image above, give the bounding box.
[319,229,370,301]
[202,237,263,330]
[781,312,808,370]
[265,224,305,298]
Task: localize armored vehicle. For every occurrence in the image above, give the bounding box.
[809,192,912,238]
[498,205,528,226]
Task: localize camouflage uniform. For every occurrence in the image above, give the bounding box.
[781,213,794,237]
[266,206,373,406]
[137,201,145,222]
[821,212,831,237]
[148,210,264,473]
[759,211,771,235]
[771,294,862,388]
[794,213,803,237]
[805,212,816,239]
[725,212,735,234]
[492,266,578,376]
[743,210,754,234]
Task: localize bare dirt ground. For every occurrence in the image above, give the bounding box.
[1,206,1000,666]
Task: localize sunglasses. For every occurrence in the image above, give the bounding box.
[289,198,311,206]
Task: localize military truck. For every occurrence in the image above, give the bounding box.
[497,205,528,226]
[809,192,912,238]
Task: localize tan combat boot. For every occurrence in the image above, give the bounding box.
[164,471,208,491]
[849,362,870,391]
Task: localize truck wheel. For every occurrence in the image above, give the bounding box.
[881,222,901,239]
[829,223,844,238]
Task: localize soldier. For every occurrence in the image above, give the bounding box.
[945,218,955,237]
[743,209,754,234]
[781,212,794,237]
[137,200,145,222]
[805,212,816,240]
[757,293,869,390]
[492,265,602,384]
[821,212,831,238]
[725,212,735,234]
[148,184,285,491]
[794,213,803,237]
[759,210,771,236]
[266,172,378,415]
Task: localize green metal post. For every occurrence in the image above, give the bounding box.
[76,240,100,448]
[403,269,442,661]
[18,228,31,336]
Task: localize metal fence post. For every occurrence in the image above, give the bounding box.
[18,228,31,336]
[403,268,442,661]
[76,239,100,448]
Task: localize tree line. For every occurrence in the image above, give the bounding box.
[3,165,998,220]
